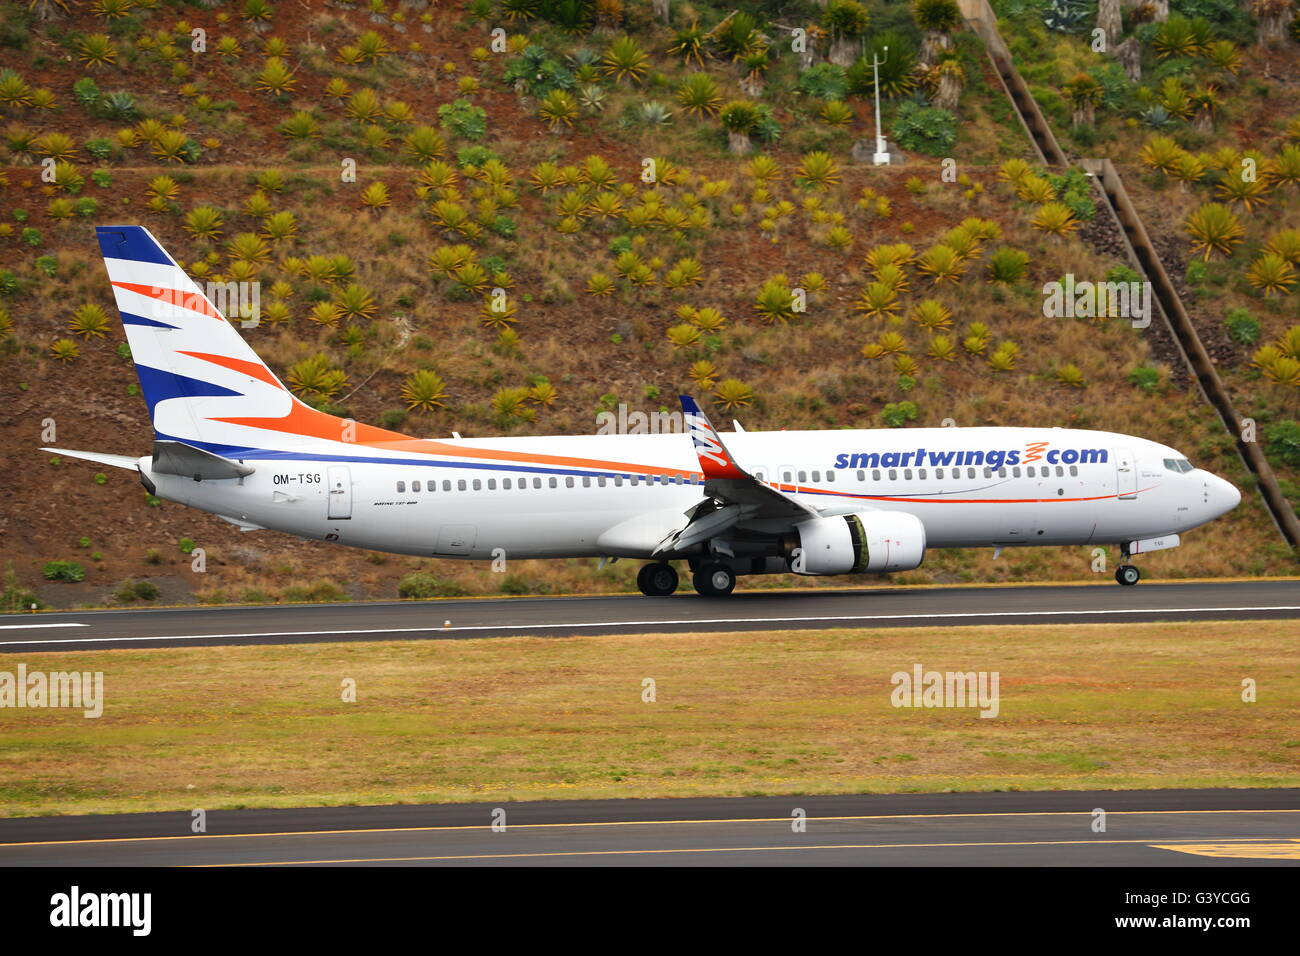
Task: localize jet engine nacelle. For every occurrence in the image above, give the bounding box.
[791,511,927,575]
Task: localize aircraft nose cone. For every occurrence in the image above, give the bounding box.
[1207,474,1241,516]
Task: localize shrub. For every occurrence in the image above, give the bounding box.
[398,571,468,599]
[881,401,919,428]
[438,98,487,140]
[891,102,956,156]
[1265,421,1300,467]
[1224,308,1260,346]
[43,560,86,583]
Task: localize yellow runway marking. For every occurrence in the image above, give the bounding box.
[3,808,1298,849]
[1152,840,1300,860]
[194,837,1296,867]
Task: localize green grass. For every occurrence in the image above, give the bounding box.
[0,619,1297,817]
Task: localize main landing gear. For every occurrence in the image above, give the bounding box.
[636,561,737,596]
[636,562,679,596]
[692,562,736,597]
[1114,564,1141,586]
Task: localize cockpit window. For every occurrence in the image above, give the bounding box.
[1163,458,1194,473]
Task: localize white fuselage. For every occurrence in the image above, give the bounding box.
[141,426,1240,564]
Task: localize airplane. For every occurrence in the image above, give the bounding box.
[41,225,1242,597]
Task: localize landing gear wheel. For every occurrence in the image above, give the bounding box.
[1115,564,1141,586]
[692,562,736,597]
[637,562,679,596]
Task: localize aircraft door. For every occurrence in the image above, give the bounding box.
[327,465,353,519]
[1116,449,1137,500]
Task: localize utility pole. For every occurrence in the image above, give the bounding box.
[872,45,891,166]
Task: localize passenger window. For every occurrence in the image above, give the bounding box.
[998,468,1007,478]
[984,468,993,478]
[968,468,976,478]
[397,481,406,493]
[936,468,944,479]
[919,469,926,480]
[825,471,834,483]
[487,479,496,490]
[1012,467,1021,478]
[888,469,897,481]
[532,477,541,488]
[856,470,865,481]
[614,476,623,487]
[811,471,821,482]
[565,476,574,488]
[904,469,913,480]
[457,479,466,491]
[782,471,792,483]
[443,480,451,491]
[472,479,481,491]
[548,477,557,488]
[1069,465,1078,477]
[412,480,421,492]
[1055,466,1063,477]
[872,470,881,481]
[798,471,807,483]
[582,476,590,487]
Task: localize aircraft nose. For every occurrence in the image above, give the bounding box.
[1205,473,1241,517]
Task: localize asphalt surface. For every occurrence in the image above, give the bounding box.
[0,580,1296,653]
[2,790,1297,867]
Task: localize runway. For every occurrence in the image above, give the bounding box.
[0,580,1296,653]
[2,790,1297,867]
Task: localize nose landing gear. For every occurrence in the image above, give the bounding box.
[636,562,679,596]
[1115,564,1141,586]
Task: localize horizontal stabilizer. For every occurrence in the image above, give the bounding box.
[151,440,254,480]
[41,447,140,471]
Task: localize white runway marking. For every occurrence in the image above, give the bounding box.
[0,606,1297,646]
[0,623,87,630]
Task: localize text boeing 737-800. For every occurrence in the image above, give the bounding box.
[41,225,1242,596]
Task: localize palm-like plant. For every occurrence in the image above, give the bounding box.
[795,151,841,191]
[263,210,297,241]
[753,277,798,323]
[910,299,953,329]
[1245,253,1297,295]
[334,284,376,322]
[912,0,962,62]
[854,281,899,319]
[667,23,706,66]
[256,57,295,95]
[1062,73,1101,128]
[719,101,761,155]
[50,338,80,363]
[77,34,116,68]
[1265,228,1300,264]
[927,335,957,361]
[0,69,33,107]
[69,304,110,338]
[602,36,649,84]
[1138,135,1185,174]
[689,360,719,389]
[402,369,447,411]
[1031,202,1078,237]
[184,205,224,240]
[279,111,318,139]
[1152,14,1209,58]
[1185,203,1244,260]
[538,90,579,130]
[287,355,348,402]
[713,379,754,411]
[1267,145,1300,189]
[227,232,270,263]
[1215,170,1271,211]
[360,182,391,208]
[675,73,720,117]
[917,244,966,282]
[986,247,1029,283]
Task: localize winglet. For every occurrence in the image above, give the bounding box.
[679,395,749,480]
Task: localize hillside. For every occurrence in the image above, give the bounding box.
[0,0,1295,610]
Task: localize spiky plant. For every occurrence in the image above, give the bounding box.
[1245,253,1297,295]
[262,210,297,241]
[1031,202,1078,237]
[346,88,383,122]
[713,378,754,411]
[986,247,1029,284]
[77,34,117,68]
[1056,364,1086,387]
[753,277,797,323]
[820,100,855,126]
[910,299,953,329]
[795,151,841,190]
[256,57,295,95]
[184,205,224,240]
[1265,228,1300,265]
[602,36,649,84]
[667,23,706,66]
[689,360,719,389]
[50,338,80,363]
[69,304,110,338]
[227,232,270,263]
[538,90,579,130]
[279,111,319,139]
[667,324,702,349]
[854,282,899,319]
[917,244,966,282]
[1268,145,1300,189]
[586,272,616,296]
[0,69,33,108]
[1138,135,1185,174]
[1185,202,1245,260]
[676,73,720,117]
[287,355,348,402]
[927,334,957,361]
[360,182,391,208]
[480,296,517,330]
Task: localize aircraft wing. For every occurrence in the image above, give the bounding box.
[654,396,816,556]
